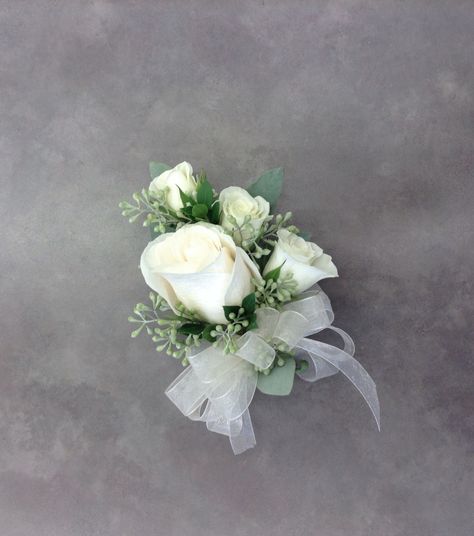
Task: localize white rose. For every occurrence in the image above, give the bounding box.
[140,223,261,324]
[219,186,270,245]
[149,161,197,213]
[263,229,338,294]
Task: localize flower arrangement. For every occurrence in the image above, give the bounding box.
[120,162,380,454]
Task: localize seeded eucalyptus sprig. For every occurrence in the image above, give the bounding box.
[253,263,298,308]
[210,293,258,354]
[179,292,259,355]
[128,292,202,365]
[119,188,189,235]
[237,212,299,268]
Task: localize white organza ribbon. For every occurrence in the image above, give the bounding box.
[165,285,380,454]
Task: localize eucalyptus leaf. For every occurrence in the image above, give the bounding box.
[247,167,283,208]
[149,161,170,179]
[257,357,296,396]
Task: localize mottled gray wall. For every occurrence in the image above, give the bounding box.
[1,1,473,535]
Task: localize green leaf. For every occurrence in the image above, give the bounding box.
[210,201,220,224]
[247,167,283,208]
[177,323,205,335]
[247,313,258,331]
[264,261,285,282]
[178,187,195,208]
[196,179,214,207]
[242,293,256,315]
[192,203,209,219]
[181,206,194,218]
[257,357,296,396]
[223,305,240,321]
[202,325,217,342]
[149,162,170,179]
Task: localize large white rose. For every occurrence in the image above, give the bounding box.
[140,223,261,324]
[263,229,338,294]
[149,161,197,213]
[219,186,270,245]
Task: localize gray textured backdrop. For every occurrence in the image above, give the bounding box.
[1,1,473,535]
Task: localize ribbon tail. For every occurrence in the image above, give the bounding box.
[296,337,381,431]
[229,409,256,455]
[205,405,256,455]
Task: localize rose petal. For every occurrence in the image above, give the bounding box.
[225,247,259,306]
[161,271,231,324]
[140,234,180,311]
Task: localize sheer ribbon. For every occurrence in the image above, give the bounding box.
[165,285,380,454]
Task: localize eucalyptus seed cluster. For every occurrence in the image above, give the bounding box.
[210,307,251,354]
[128,293,201,366]
[152,317,201,364]
[253,272,298,308]
[119,188,187,235]
[263,211,299,242]
[242,211,299,264]
[223,214,259,247]
[128,292,170,337]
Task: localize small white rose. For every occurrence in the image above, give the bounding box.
[263,229,338,294]
[149,161,197,213]
[140,223,262,324]
[219,186,270,245]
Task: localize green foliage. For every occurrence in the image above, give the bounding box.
[119,188,184,237]
[149,162,171,179]
[120,165,221,234]
[128,291,262,360]
[209,201,220,225]
[202,324,218,343]
[177,323,206,335]
[254,271,298,308]
[191,203,209,219]
[223,305,240,321]
[247,167,283,209]
[178,187,195,208]
[207,293,258,354]
[242,292,256,315]
[196,175,214,207]
[174,171,218,224]
[236,211,300,268]
[128,293,202,365]
[264,261,285,283]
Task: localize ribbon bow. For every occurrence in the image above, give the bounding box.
[166,285,380,454]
